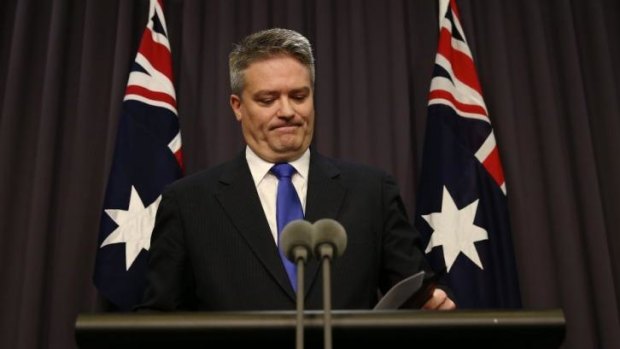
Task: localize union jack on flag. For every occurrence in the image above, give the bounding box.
[94,0,183,310]
[415,0,521,308]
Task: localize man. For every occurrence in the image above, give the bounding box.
[139,28,455,311]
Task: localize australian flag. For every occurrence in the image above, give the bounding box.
[94,0,183,311]
[415,0,521,308]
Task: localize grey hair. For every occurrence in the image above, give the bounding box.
[229,28,315,96]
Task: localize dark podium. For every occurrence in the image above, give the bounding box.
[75,309,565,348]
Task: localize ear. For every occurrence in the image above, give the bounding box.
[230,94,242,121]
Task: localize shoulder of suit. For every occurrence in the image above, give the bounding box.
[314,152,389,179]
[164,157,241,193]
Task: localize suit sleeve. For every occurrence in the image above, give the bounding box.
[135,188,195,311]
[378,174,433,294]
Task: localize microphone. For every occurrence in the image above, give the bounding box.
[312,218,347,349]
[279,219,314,349]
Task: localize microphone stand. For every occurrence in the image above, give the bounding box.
[318,244,333,349]
[294,247,308,349]
[312,218,347,349]
[279,220,314,349]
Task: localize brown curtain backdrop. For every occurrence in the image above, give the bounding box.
[1,0,619,348]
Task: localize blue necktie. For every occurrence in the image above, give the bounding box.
[271,163,304,291]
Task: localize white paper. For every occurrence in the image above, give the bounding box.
[373,271,425,310]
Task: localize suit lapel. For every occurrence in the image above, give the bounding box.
[215,154,296,301]
[304,151,346,296]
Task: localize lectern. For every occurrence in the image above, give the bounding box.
[75,309,565,349]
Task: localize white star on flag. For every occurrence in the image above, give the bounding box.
[422,186,488,272]
[101,185,161,270]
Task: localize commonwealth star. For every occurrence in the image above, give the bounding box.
[101,186,161,270]
[422,186,488,271]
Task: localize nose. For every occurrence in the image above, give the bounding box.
[277,97,294,118]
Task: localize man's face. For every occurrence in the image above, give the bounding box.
[230,55,315,163]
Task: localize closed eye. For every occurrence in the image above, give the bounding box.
[290,88,310,102]
[254,93,278,106]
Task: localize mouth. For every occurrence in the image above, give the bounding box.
[271,124,301,132]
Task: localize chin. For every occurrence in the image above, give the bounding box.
[271,145,305,159]
[274,137,303,150]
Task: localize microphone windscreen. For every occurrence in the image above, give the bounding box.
[280,219,314,262]
[312,218,347,257]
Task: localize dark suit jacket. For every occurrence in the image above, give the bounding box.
[139,150,432,311]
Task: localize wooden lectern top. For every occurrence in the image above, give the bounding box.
[75,309,565,349]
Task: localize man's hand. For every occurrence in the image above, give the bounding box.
[421,288,456,310]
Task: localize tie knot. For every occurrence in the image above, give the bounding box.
[271,163,296,179]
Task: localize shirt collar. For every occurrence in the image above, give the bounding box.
[245,146,310,186]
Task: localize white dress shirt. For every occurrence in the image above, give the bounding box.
[245,146,310,244]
